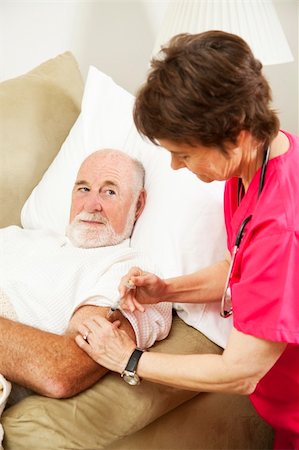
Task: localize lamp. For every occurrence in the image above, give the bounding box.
[152,0,293,65]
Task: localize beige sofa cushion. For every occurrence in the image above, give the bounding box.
[3,316,223,450]
[3,315,273,449]
[0,52,83,227]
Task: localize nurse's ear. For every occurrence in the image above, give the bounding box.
[235,130,260,156]
[236,130,252,147]
[225,130,252,154]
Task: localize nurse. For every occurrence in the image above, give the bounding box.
[76,31,299,449]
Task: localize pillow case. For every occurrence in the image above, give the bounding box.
[21,66,230,346]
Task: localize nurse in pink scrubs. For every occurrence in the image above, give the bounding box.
[76,31,299,449]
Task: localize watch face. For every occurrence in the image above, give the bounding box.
[121,370,140,386]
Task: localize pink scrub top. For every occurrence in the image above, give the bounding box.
[224,131,299,438]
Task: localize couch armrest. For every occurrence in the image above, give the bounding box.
[0,52,83,227]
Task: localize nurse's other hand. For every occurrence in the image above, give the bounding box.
[76,316,136,373]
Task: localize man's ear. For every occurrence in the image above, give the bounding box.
[134,189,146,221]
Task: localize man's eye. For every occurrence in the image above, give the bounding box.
[78,187,89,192]
[106,189,116,196]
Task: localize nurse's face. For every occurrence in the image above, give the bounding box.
[159,139,241,183]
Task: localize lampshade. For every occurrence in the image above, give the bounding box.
[152,0,294,65]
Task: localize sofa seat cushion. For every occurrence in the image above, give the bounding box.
[3,315,222,450]
[107,390,274,450]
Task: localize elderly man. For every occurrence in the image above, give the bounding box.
[0,149,172,402]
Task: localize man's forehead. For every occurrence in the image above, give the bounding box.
[78,156,132,177]
[74,177,119,187]
[81,152,131,171]
[76,161,132,188]
[82,150,131,167]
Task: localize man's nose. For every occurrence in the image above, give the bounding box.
[171,155,185,170]
[84,192,103,212]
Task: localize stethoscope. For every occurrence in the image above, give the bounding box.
[220,145,270,318]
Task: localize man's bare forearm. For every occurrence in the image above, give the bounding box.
[0,317,105,397]
[0,307,135,398]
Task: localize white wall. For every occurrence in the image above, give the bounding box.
[1,0,298,133]
[0,0,169,92]
[264,0,298,134]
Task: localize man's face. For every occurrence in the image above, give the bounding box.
[66,152,144,248]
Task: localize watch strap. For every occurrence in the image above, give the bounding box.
[125,348,144,373]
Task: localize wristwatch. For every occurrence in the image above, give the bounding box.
[121,348,144,385]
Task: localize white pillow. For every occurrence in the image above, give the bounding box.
[21,66,231,347]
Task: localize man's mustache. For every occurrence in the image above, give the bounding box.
[73,212,108,225]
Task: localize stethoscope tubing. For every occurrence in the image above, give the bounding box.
[220,145,270,318]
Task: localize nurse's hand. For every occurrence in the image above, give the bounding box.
[118,266,167,313]
[75,316,135,373]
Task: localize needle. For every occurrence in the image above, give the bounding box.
[107,281,136,318]
[107,304,119,318]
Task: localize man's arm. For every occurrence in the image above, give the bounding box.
[0,306,135,398]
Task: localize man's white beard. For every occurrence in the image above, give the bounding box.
[66,206,136,248]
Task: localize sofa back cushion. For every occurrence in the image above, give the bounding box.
[0,52,83,227]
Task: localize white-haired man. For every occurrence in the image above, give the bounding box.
[0,149,172,403]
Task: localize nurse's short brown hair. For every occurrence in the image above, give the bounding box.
[134,30,279,152]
